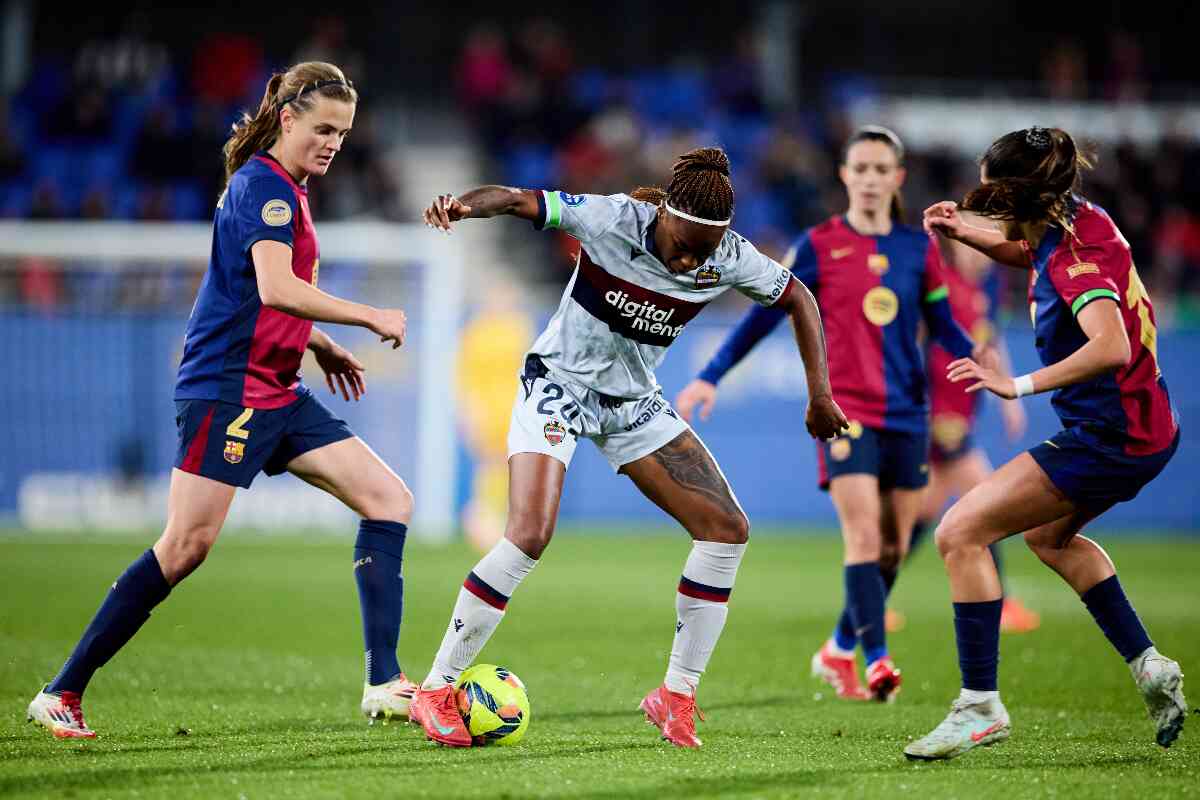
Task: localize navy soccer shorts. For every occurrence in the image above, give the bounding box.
[174,389,354,488]
[816,423,930,491]
[1029,426,1179,512]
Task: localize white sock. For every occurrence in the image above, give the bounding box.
[422,538,537,689]
[664,541,746,695]
[958,687,1000,706]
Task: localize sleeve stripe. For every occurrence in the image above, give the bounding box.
[543,190,563,230]
[924,285,949,303]
[1070,288,1119,316]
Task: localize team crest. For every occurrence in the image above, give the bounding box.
[830,438,852,462]
[694,265,721,286]
[867,254,889,275]
[223,440,245,464]
[543,420,567,446]
[559,192,586,206]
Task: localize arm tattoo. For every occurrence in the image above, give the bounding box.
[650,431,742,520]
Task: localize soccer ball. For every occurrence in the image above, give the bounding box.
[454,664,530,746]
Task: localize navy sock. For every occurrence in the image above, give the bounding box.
[988,542,1007,595]
[48,549,171,695]
[354,520,408,685]
[833,606,857,652]
[881,565,898,597]
[953,599,1003,691]
[908,520,931,560]
[845,562,888,664]
[1081,575,1153,662]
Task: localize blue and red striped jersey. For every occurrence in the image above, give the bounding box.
[699,216,973,435]
[928,265,1000,427]
[175,153,320,409]
[1028,198,1177,456]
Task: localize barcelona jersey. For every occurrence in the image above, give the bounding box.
[927,267,1000,449]
[1028,198,1177,456]
[700,216,973,436]
[175,152,320,409]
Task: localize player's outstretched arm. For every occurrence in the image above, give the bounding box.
[424,186,540,232]
[776,278,849,440]
[252,240,407,348]
[923,202,1031,270]
[948,298,1130,399]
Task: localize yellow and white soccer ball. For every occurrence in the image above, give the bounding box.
[454,664,530,746]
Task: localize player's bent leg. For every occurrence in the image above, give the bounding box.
[909,454,1077,759]
[32,469,234,738]
[287,438,417,719]
[1024,516,1186,747]
[622,430,749,747]
[413,453,562,746]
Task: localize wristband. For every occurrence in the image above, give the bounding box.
[1013,374,1035,398]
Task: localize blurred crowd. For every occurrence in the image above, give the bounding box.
[3,17,1200,325]
[455,20,1200,324]
[0,14,402,225]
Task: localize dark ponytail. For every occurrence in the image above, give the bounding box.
[961,127,1094,233]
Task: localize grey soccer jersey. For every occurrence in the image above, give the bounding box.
[529,190,793,398]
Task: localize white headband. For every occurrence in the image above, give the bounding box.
[665,203,730,227]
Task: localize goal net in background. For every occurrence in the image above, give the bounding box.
[0,221,464,541]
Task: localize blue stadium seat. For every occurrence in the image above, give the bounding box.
[504,144,557,190]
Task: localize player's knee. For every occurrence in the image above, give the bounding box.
[697,510,750,545]
[841,520,882,561]
[359,477,413,524]
[505,511,555,560]
[157,521,220,581]
[934,505,976,560]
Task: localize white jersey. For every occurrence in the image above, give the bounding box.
[529,190,793,398]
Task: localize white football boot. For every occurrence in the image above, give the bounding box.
[27,688,96,739]
[361,673,417,725]
[1131,648,1187,748]
[904,694,1010,760]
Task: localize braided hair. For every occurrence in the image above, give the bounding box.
[630,147,734,222]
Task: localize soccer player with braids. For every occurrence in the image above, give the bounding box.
[906,127,1185,760]
[28,62,421,738]
[677,127,980,703]
[413,147,848,748]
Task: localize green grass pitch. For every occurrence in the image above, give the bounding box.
[2,529,1197,798]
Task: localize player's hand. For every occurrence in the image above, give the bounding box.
[312,338,366,401]
[923,201,968,241]
[370,308,407,349]
[947,357,1015,399]
[806,393,850,441]
[423,193,472,233]
[674,379,718,423]
[1001,395,1028,441]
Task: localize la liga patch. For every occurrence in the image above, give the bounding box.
[261,199,293,227]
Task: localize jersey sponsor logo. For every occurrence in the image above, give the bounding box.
[559,192,586,206]
[572,251,708,346]
[830,438,851,461]
[223,440,245,464]
[694,265,721,286]
[544,419,568,445]
[867,253,889,275]
[1067,262,1101,278]
[862,286,899,326]
[261,198,293,227]
[831,246,854,260]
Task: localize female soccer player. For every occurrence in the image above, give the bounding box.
[411,147,848,748]
[675,126,978,703]
[28,62,419,738]
[908,237,1039,634]
[905,127,1185,760]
